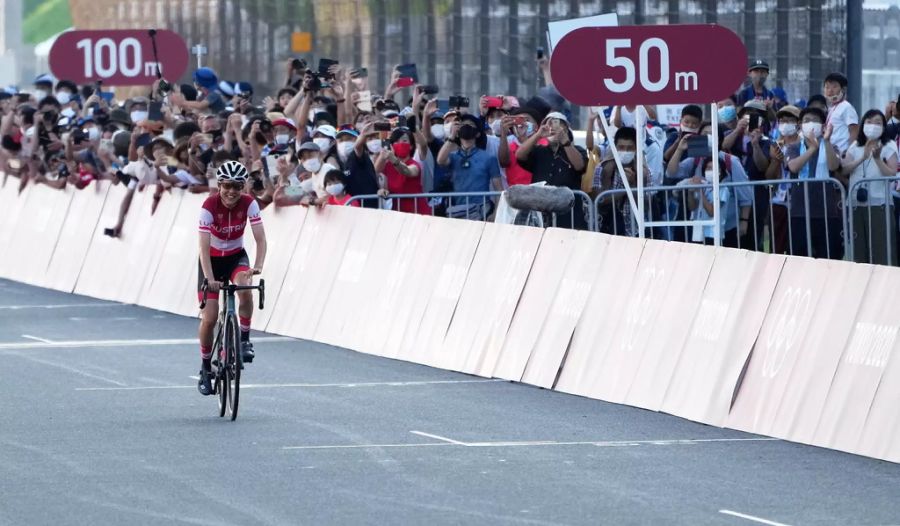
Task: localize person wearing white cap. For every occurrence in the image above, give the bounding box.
[312,124,339,167]
[515,111,589,229]
[32,74,55,102]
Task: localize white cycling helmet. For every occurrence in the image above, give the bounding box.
[215,160,249,183]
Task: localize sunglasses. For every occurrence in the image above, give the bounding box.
[219,182,243,191]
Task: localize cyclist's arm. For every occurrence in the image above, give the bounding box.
[250,222,266,272]
[199,231,215,282]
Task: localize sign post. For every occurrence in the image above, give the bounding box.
[49,29,189,86]
[551,24,747,245]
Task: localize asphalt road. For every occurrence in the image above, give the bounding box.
[1,278,898,526]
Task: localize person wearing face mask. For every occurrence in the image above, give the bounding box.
[334,127,359,170]
[323,169,359,207]
[374,127,430,214]
[684,157,731,245]
[497,107,540,187]
[342,121,388,208]
[842,109,899,265]
[295,141,337,200]
[716,96,739,134]
[663,105,704,165]
[516,112,589,229]
[266,118,296,156]
[419,101,452,193]
[311,124,339,167]
[32,74,54,104]
[822,72,859,155]
[777,106,842,259]
[737,60,775,107]
[437,114,502,220]
[596,127,651,236]
[54,80,77,107]
[126,97,150,127]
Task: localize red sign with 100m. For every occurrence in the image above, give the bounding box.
[49,29,189,87]
[550,24,748,106]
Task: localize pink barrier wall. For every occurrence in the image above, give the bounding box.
[660,249,784,426]
[3,178,900,463]
[439,222,543,376]
[553,235,646,398]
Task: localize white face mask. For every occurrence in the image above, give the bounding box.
[275,134,290,145]
[313,137,332,151]
[778,123,798,137]
[801,122,823,138]
[302,158,322,173]
[325,183,345,196]
[33,89,48,101]
[618,151,635,164]
[299,177,315,193]
[337,141,355,161]
[56,91,71,105]
[130,111,148,124]
[366,139,382,154]
[863,124,883,140]
[704,170,715,182]
[431,124,446,140]
[86,127,101,141]
[61,107,76,119]
[682,126,699,134]
[443,122,454,137]
[490,119,502,136]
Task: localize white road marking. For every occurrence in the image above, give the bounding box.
[283,436,778,451]
[719,510,793,526]
[9,352,128,387]
[112,317,138,321]
[75,379,500,392]
[0,303,122,310]
[0,336,293,351]
[410,430,469,445]
[21,334,54,344]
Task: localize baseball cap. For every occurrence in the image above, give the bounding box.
[544,111,569,125]
[192,67,218,90]
[748,59,770,72]
[313,124,337,139]
[234,82,253,98]
[296,141,321,153]
[271,118,297,130]
[218,81,235,97]
[776,105,801,120]
[33,73,54,87]
[336,126,359,138]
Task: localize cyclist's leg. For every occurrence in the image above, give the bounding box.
[197,259,220,395]
[229,251,255,361]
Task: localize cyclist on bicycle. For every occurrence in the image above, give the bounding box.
[197,160,267,396]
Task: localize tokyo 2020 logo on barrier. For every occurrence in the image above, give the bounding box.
[761,287,812,379]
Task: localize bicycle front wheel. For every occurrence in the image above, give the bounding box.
[224,313,241,421]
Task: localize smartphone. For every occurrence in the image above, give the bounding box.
[350,67,368,79]
[99,92,114,103]
[537,47,545,59]
[148,101,164,121]
[356,90,373,113]
[373,122,391,132]
[318,58,339,77]
[135,133,152,148]
[397,77,416,88]
[437,99,450,114]
[449,95,469,109]
[291,58,307,72]
[395,63,418,83]
[513,115,526,126]
[686,135,712,159]
[252,176,265,192]
[262,153,280,179]
[419,85,439,95]
[484,96,503,109]
[749,114,760,132]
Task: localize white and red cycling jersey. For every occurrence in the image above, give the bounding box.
[198,194,262,257]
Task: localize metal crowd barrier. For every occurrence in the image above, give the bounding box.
[345,190,596,231]
[847,175,900,266]
[594,178,849,260]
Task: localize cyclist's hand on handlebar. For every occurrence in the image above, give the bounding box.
[251,268,262,276]
[207,280,223,293]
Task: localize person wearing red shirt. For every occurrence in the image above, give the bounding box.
[196,160,267,396]
[323,169,360,207]
[498,107,540,187]
[374,127,431,214]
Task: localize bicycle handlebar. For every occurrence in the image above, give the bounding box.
[199,278,266,311]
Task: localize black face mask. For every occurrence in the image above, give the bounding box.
[458,125,478,141]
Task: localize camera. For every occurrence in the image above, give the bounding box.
[373,122,391,132]
[306,74,322,93]
[449,95,469,109]
[292,58,307,72]
[71,129,88,143]
[158,79,172,93]
[252,175,265,192]
[420,85,439,95]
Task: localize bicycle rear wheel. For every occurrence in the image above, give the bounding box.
[224,313,241,421]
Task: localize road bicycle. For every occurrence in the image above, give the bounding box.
[199,277,265,421]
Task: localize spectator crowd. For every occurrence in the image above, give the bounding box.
[1,54,898,264]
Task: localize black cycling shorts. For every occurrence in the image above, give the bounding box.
[197,249,251,300]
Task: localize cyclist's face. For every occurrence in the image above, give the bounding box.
[219,181,243,207]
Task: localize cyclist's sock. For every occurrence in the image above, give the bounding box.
[239,316,251,342]
[200,345,212,360]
